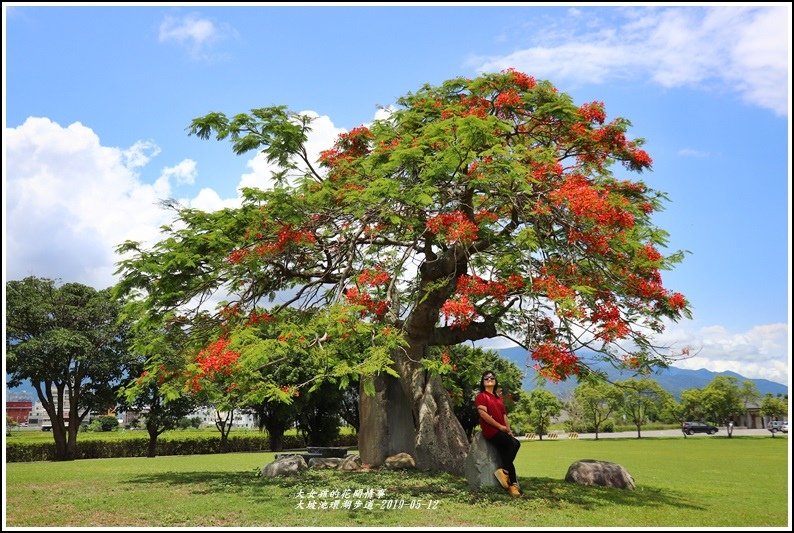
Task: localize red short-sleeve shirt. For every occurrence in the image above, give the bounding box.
[475,390,506,439]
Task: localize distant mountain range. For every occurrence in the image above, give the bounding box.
[497,347,788,400]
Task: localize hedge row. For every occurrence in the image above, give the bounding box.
[6,432,358,462]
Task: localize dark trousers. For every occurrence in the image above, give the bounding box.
[487,430,521,484]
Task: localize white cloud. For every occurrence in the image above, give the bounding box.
[158,14,235,59]
[476,320,789,386]
[677,148,713,158]
[5,118,198,289]
[122,140,161,169]
[473,6,789,116]
[4,111,354,291]
[188,187,238,212]
[161,159,198,186]
[658,322,789,385]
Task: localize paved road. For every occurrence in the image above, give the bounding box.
[519,427,787,440]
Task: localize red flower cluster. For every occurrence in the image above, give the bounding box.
[474,209,499,224]
[253,224,316,257]
[531,343,580,382]
[319,126,373,168]
[630,149,653,168]
[344,287,389,318]
[227,248,250,264]
[246,310,273,326]
[667,292,687,311]
[530,162,564,183]
[219,303,241,320]
[456,274,509,302]
[591,302,630,341]
[195,337,240,376]
[504,68,537,90]
[550,174,636,230]
[578,101,606,124]
[641,244,662,263]
[439,273,526,330]
[357,268,390,287]
[627,272,666,300]
[426,211,479,244]
[532,275,575,301]
[458,95,490,118]
[622,355,641,369]
[494,89,522,108]
[440,296,477,329]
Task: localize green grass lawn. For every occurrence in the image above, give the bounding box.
[5,436,789,527]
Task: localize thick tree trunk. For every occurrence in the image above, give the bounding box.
[67,422,80,459]
[52,422,71,461]
[147,425,159,457]
[269,431,285,452]
[358,342,469,475]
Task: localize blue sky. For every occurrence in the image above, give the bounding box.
[3,4,791,385]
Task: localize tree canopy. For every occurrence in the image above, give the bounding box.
[115,70,692,471]
[6,276,129,460]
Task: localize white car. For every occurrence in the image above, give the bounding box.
[768,421,788,433]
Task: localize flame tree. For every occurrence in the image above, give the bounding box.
[116,70,691,474]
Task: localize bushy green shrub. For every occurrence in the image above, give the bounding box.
[6,430,359,462]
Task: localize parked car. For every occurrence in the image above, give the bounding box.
[682,421,719,435]
[768,421,788,434]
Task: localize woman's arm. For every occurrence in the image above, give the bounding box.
[503,414,514,436]
[477,405,509,433]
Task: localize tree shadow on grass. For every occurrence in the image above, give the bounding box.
[507,476,704,512]
[125,467,701,512]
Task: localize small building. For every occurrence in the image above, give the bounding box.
[732,401,788,429]
[6,396,33,424]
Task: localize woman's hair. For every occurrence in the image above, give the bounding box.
[479,370,499,395]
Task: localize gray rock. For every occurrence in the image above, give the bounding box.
[464,433,503,490]
[339,454,363,471]
[261,454,307,477]
[308,457,343,469]
[384,452,416,469]
[564,459,636,490]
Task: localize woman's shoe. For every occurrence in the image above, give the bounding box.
[507,484,522,498]
[494,468,510,489]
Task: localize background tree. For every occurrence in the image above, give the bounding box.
[254,399,295,452]
[338,378,361,434]
[88,415,120,432]
[739,380,761,415]
[294,381,344,446]
[618,378,667,438]
[658,395,685,425]
[680,387,708,424]
[119,308,201,457]
[428,345,524,439]
[116,70,691,473]
[701,376,748,437]
[573,380,622,439]
[523,388,563,440]
[759,394,787,437]
[6,277,130,460]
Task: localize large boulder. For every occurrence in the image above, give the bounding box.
[464,432,503,490]
[564,459,636,490]
[261,454,308,477]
